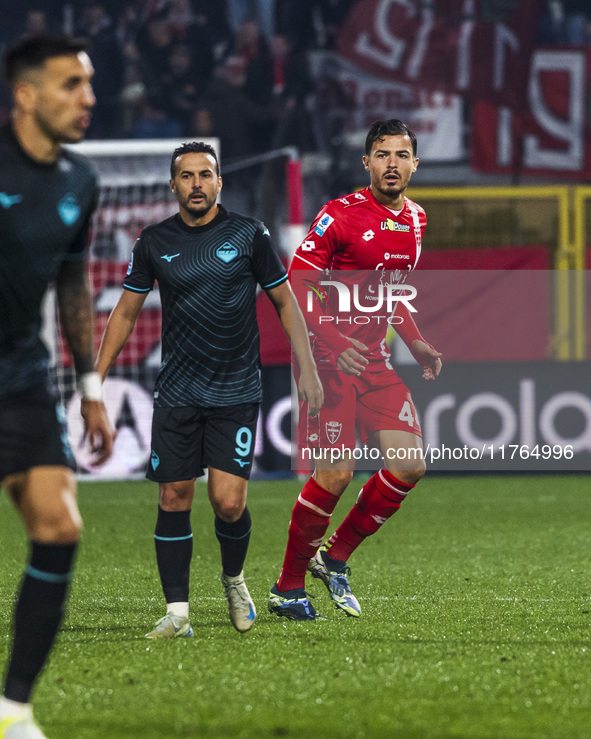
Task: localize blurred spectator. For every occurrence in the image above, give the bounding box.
[198,55,276,159]
[236,21,273,107]
[136,13,174,81]
[315,0,357,48]
[132,97,183,138]
[188,0,233,60]
[562,0,591,44]
[275,0,355,50]
[76,1,125,137]
[192,106,215,138]
[157,43,203,133]
[537,0,564,44]
[538,0,591,45]
[225,0,275,43]
[275,0,315,50]
[268,34,315,151]
[22,8,52,37]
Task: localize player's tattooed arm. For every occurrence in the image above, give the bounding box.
[55,258,95,375]
[56,259,115,464]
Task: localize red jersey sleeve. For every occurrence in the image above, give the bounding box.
[289,201,352,358]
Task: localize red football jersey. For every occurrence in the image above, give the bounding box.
[290,186,427,368]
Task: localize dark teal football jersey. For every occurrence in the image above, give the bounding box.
[0,124,97,398]
[124,206,288,407]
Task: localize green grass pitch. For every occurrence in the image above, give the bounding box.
[1,474,590,738]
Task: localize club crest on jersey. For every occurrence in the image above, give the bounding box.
[325,421,342,444]
[57,192,80,226]
[381,219,410,232]
[217,243,238,263]
[314,213,334,237]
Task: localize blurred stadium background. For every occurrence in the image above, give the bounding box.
[1,0,589,478]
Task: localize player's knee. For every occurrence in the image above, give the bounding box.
[314,468,354,495]
[32,508,82,544]
[393,463,426,487]
[213,498,245,523]
[159,481,194,510]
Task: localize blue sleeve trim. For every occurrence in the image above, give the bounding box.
[26,565,72,584]
[123,284,151,293]
[263,274,288,290]
[154,534,194,542]
[214,527,252,541]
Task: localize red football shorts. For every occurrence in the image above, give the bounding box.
[298,367,422,456]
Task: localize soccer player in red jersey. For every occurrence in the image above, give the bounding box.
[268,119,442,620]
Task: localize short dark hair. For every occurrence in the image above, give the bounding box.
[3,35,88,87]
[170,141,220,178]
[365,119,417,157]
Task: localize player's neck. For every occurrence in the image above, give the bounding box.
[369,184,405,211]
[178,203,220,228]
[11,112,61,164]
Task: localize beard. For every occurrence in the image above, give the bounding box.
[183,190,217,217]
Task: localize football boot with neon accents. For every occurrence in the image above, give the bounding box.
[221,570,256,633]
[145,613,194,639]
[308,545,361,617]
[268,583,318,621]
[0,715,47,739]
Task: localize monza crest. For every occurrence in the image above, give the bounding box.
[325,421,342,444]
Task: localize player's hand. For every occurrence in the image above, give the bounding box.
[298,366,324,417]
[337,338,369,376]
[80,399,116,466]
[410,339,442,380]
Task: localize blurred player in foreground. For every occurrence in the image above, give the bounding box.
[0,36,114,739]
[268,119,442,620]
[96,141,322,637]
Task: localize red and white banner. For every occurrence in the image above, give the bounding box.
[311,52,463,161]
[337,0,539,109]
[472,49,591,178]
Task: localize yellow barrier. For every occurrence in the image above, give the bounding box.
[405,185,587,359]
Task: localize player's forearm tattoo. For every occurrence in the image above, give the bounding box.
[56,260,95,376]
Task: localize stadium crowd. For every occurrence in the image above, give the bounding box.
[0,1,358,158]
[1,1,589,161]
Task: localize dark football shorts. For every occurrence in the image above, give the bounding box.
[0,382,75,483]
[147,402,259,482]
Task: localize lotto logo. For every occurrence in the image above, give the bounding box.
[301,240,316,251]
[363,230,375,241]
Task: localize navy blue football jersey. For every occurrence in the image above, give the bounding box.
[124,206,288,407]
[0,124,97,398]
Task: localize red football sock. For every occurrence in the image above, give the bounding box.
[327,469,414,562]
[277,477,340,592]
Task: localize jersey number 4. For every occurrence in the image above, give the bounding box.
[398,401,416,429]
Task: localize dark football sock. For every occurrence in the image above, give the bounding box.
[215,507,252,577]
[154,507,193,603]
[3,542,76,704]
